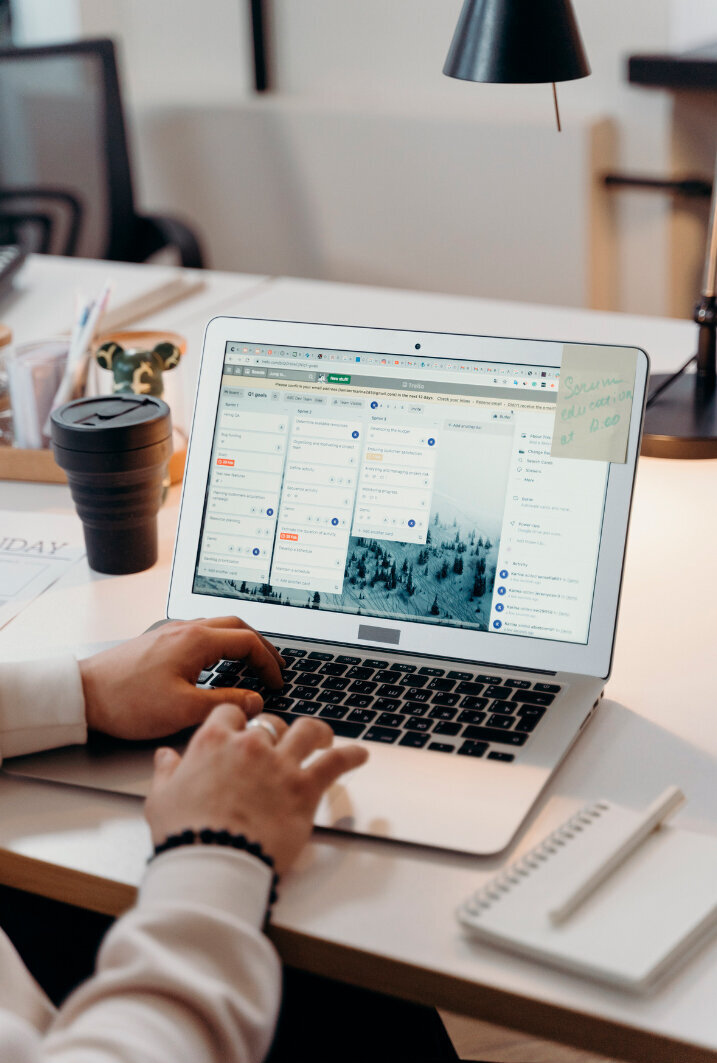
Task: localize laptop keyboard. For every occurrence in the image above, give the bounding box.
[198,646,561,762]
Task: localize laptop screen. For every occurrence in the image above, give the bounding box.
[192,341,610,646]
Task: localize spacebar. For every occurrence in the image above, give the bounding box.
[259,710,365,739]
[462,725,528,745]
[323,718,366,739]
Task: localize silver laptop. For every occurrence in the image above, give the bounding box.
[7,318,648,856]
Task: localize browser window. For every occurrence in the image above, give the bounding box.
[193,342,608,644]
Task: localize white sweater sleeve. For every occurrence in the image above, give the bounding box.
[0,657,87,764]
[0,847,282,1063]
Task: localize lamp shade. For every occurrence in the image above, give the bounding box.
[444,0,590,84]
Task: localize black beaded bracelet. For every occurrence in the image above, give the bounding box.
[150,828,280,913]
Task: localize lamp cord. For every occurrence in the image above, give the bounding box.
[645,353,697,408]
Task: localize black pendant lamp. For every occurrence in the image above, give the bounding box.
[443,0,590,129]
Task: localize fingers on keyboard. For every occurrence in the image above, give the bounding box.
[199,649,559,761]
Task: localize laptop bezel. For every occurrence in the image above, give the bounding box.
[168,316,648,679]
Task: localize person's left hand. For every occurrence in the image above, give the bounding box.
[146,705,369,875]
[78,617,284,741]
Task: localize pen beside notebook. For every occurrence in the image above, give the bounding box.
[457,788,717,993]
[548,785,686,924]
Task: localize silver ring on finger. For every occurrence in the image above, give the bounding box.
[246,717,280,744]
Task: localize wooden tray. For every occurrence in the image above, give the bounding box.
[0,444,187,485]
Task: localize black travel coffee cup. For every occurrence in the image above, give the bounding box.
[51,395,173,574]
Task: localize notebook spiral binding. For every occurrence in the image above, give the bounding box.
[461,800,612,918]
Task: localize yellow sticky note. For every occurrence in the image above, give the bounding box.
[550,345,637,463]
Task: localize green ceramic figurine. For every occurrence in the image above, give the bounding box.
[96,338,182,399]
[96,333,184,503]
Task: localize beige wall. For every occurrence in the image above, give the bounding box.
[269,0,672,315]
[15,0,716,318]
[134,100,616,310]
[75,0,253,106]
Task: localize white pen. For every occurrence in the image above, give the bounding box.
[68,279,112,396]
[43,293,91,434]
[548,786,686,925]
[44,281,112,436]
[67,290,86,361]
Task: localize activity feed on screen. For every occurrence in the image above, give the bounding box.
[193,341,610,644]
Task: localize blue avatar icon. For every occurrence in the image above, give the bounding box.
[408,519,415,528]
[331,517,339,526]
[427,437,435,446]
[370,401,378,409]
[495,602,504,612]
[499,569,508,579]
[351,430,359,438]
[252,548,260,556]
[266,508,274,516]
[497,586,506,595]
[493,619,502,629]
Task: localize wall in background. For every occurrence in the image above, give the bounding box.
[12,0,713,319]
[665,0,717,316]
[270,0,672,316]
[10,0,80,41]
[76,0,254,105]
[135,101,616,310]
[670,0,717,49]
[11,0,254,103]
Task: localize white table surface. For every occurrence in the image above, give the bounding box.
[0,261,716,1063]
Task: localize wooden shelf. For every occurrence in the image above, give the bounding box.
[0,446,67,483]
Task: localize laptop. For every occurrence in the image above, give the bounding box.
[7,317,648,856]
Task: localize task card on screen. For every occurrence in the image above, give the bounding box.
[352,424,438,544]
[550,345,638,463]
[270,416,361,594]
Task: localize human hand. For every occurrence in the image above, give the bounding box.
[145,704,369,876]
[79,617,284,741]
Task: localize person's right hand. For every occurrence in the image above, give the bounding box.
[79,617,284,741]
[145,704,369,876]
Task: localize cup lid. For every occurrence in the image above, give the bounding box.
[50,395,172,452]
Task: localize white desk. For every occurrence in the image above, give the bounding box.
[1,261,716,1063]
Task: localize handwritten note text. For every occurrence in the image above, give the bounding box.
[550,345,638,463]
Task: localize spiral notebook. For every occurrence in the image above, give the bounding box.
[457,798,717,993]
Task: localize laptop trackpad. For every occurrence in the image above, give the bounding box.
[3,733,549,856]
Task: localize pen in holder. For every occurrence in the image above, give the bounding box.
[43,279,113,435]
